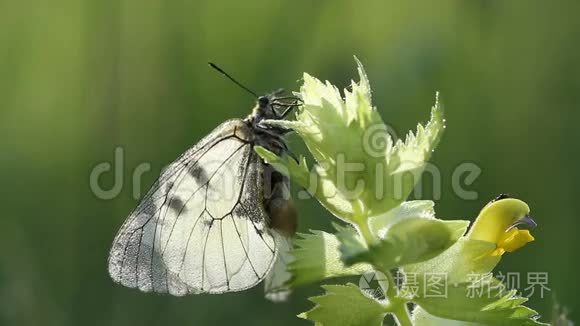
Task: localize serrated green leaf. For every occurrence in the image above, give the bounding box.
[299,283,387,326]
[413,306,548,326]
[412,276,547,325]
[340,217,468,271]
[413,306,485,326]
[370,92,445,216]
[405,237,501,284]
[368,200,436,237]
[334,223,368,261]
[288,230,372,287]
[261,58,445,222]
[254,146,310,189]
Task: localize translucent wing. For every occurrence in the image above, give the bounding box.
[264,232,293,302]
[108,119,278,295]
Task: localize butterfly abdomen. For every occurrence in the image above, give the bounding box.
[262,165,297,237]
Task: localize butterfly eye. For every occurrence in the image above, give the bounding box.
[258,96,269,107]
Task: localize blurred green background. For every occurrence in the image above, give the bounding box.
[1,0,578,325]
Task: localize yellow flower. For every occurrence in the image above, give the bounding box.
[467,195,536,256]
[491,227,535,256]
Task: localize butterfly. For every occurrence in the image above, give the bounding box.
[108,64,300,299]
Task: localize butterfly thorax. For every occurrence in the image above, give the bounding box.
[244,94,297,237]
[245,95,279,123]
[244,95,292,156]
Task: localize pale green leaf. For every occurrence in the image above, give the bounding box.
[413,306,485,326]
[288,230,372,287]
[254,146,310,189]
[413,276,547,325]
[370,93,445,216]
[341,217,468,271]
[404,237,501,284]
[298,283,387,326]
[334,223,368,262]
[368,200,436,237]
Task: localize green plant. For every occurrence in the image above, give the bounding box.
[256,58,546,325]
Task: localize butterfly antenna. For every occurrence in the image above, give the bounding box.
[208,62,258,98]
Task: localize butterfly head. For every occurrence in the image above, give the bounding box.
[253,90,301,121]
[258,95,271,108]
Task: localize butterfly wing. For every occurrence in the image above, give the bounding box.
[263,172,297,302]
[108,119,277,295]
[264,232,293,302]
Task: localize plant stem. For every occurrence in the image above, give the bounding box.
[384,272,398,298]
[354,205,412,325]
[357,219,375,244]
[392,301,413,326]
[352,200,375,244]
[379,270,412,326]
